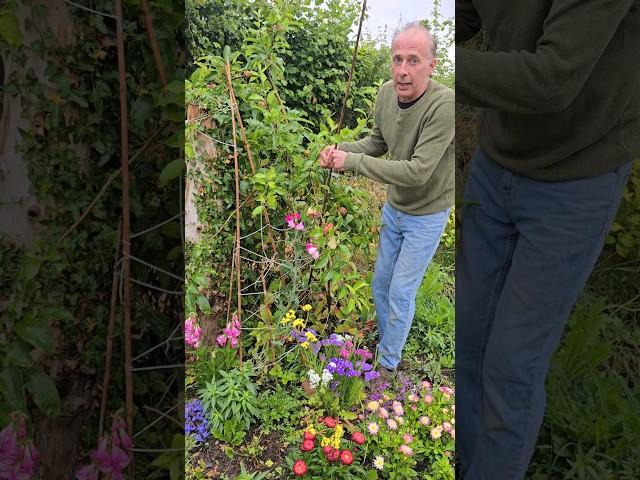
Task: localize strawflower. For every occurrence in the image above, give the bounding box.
[292,460,307,476]
[339,450,354,465]
[373,456,385,470]
[367,422,379,435]
[399,444,414,456]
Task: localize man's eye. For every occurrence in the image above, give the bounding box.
[409,58,419,65]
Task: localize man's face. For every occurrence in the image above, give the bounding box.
[391,29,436,102]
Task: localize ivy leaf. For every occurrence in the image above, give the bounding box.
[0,13,22,48]
[159,159,185,185]
[25,370,61,417]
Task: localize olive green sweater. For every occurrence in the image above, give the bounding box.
[340,79,454,215]
[456,0,640,181]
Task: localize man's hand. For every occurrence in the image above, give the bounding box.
[319,146,347,171]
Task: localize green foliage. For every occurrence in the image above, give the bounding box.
[257,385,304,433]
[1,0,185,474]
[528,296,640,478]
[607,161,640,259]
[199,365,261,443]
[404,263,455,383]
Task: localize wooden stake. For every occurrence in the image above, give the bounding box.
[224,61,243,363]
[114,0,134,473]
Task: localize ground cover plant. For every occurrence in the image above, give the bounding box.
[185,1,456,478]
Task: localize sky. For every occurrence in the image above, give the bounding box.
[356,0,454,45]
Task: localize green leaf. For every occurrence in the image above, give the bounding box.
[196,295,210,314]
[0,13,22,47]
[0,367,26,411]
[26,370,61,416]
[6,341,32,367]
[251,205,264,218]
[15,321,54,352]
[159,159,185,185]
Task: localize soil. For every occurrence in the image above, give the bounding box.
[195,427,287,479]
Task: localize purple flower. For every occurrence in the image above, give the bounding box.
[185,399,209,443]
[365,371,380,382]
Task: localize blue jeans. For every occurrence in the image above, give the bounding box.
[373,202,450,370]
[456,149,632,480]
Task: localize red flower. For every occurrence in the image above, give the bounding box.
[303,431,315,441]
[351,431,365,445]
[325,447,340,462]
[293,460,307,476]
[339,449,354,465]
[300,439,314,452]
[322,223,334,234]
[323,416,337,428]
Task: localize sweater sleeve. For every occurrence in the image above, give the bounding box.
[456,0,634,114]
[456,0,482,43]
[338,121,388,157]
[343,100,454,187]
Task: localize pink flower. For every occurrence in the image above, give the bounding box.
[229,337,238,348]
[443,422,453,432]
[306,242,319,259]
[451,429,456,439]
[399,444,414,456]
[286,213,304,230]
[367,423,379,435]
[424,394,433,404]
[216,335,227,347]
[111,416,132,450]
[184,316,202,348]
[340,349,350,359]
[378,407,389,419]
[76,465,99,480]
[386,419,398,430]
[419,416,431,426]
[403,434,414,444]
[0,415,39,479]
[421,380,432,390]
[439,386,454,396]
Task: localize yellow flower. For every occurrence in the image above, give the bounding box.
[331,437,341,449]
[334,424,344,440]
[320,436,331,447]
[292,318,306,329]
[306,426,317,436]
[280,316,291,325]
[287,309,296,317]
[305,332,318,342]
[300,341,309,349]
[302,304,312,312]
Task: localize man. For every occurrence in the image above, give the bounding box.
[456,1,640,479]
[319,23,455,376]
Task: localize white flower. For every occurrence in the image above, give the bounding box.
[321,369,333,386]
[373,456,384,470]
[307,369,320,389]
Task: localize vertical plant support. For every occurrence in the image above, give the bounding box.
[139,0,167,87]
[224,59,243,363]
[114,0,135,472]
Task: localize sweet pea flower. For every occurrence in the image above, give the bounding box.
[306,242,319,259]
[285,212,305,230]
